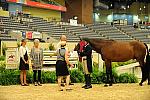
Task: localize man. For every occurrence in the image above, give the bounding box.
[79,41,93,89]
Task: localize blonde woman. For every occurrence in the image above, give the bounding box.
[51,35,73,91]
[30,39,43,86]
[19,39,29,86]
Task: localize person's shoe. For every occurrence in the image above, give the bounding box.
[61,83,65,87]
[82,85,87,88]
[84,85,92,89]
[69,83,74,85]
[59,89,63,91]
[24,83,29,86]
[21,83,25,86]
[34,82,38,86]
[109,83,113,86]
[104,84,108,87]
[38,82,42,86]
[139,83,143,86]
[66,88,73,91]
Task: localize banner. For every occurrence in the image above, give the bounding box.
[26,31,32,39]
[6,47,19,69]
[70,19,78,26]
[7,0,66,11]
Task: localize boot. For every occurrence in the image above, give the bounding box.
[82,74,88,88]
[84,74,92,89]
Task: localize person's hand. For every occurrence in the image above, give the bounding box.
[25,61,29,64]
[69,64,74,68]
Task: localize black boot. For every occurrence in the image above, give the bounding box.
[84,74,92,89]
[82,74,87,88]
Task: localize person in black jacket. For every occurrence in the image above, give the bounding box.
[79,41,93,89]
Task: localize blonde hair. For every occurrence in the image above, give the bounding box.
[34,39,40,44]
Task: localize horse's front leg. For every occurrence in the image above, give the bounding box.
[104,60,112,87]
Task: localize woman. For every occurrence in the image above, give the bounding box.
[30,39,43,86]
[19,39,29,86]
[52,40,73,91]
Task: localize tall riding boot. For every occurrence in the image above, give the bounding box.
[82,74,88,88]
[84,74,92,89]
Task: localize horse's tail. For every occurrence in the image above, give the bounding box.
[144,43,149,56]
[142,43,149,82]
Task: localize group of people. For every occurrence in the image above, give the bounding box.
[19,39,43,86]
[19,35,93,91]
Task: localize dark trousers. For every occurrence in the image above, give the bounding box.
[84,74,91,86]
[33,70,41,83]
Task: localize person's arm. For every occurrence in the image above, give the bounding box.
[30,48,34,64]
[65,49,73,67]
[80,45,92,57]
[41,48,44,65]
[20,47,26,63]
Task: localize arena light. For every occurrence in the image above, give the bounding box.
[127,5,130,8]
[73,16,78,20]
[139,8,142,10]
[110,4,112,7]
[144,6,146,9]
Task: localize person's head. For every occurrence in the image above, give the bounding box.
[60,41,66,47]
[83,40,88,45]
[34,39,40,48]
[21,39,27,46]
[60,35,67,41]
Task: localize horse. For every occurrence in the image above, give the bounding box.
[74,38,150,86]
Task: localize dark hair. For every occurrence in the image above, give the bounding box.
[21,39,26,46]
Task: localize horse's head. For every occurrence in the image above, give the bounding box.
[74,43,80,51]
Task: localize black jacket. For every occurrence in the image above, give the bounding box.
[79,44,92,73]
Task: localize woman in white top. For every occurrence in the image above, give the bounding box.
[19,39,29,86]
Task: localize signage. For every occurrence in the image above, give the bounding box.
[7,0,66,11]
[6,47,19,69]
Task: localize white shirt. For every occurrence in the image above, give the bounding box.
[19,46,29,58]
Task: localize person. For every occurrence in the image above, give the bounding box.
[79,40,93,89]
[19,39,29,86]
[51,40,73,91]
[77,39,86,62]
[56,35,74,86]
[30,39,43,86]
[57,35,67,49]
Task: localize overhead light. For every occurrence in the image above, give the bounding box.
[110,4,112,7]
[144,6,146,9]
[124,7,126,10]
[97,13,100,16]
[73,16,78,20]
[139,8,141,10]
[127,5,130,8]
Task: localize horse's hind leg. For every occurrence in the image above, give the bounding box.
[148,68,150,85]
[104,60,113,87]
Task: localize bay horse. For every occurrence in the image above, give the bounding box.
[74,38,150,86]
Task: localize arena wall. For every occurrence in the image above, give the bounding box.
[22,6,61,21]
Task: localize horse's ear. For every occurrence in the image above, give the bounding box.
[82,37,90,42]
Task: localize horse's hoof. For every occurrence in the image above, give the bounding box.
[109,84,113,86]
[139,83,143,86]
[104,84,108,87]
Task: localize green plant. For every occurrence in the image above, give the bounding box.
[17,41,21,48]
[70,69,84,83]
[0,56,5,61]
[119,73,138,83]
[2,43,7,56]
[49,43,55,50]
